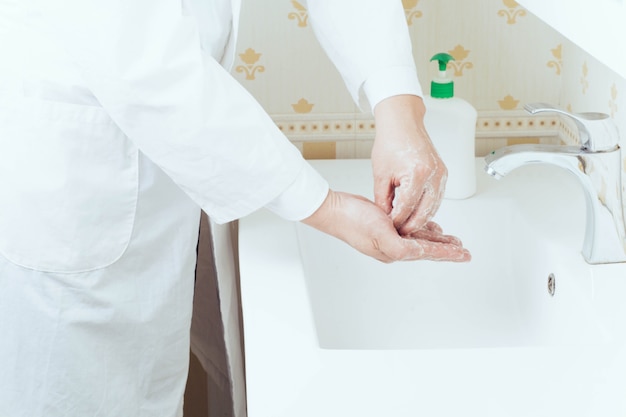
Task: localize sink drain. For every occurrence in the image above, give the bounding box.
[547,273,556,296]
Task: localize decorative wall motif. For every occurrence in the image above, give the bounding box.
[581,61,589,94]
[292,98,314,113]
[288,1,308,28]
[402,0,423,25]
[303,142,336,160]
[447,45,473,76]
[498,95,520,110]
[547,44,563,75]
[497,0,527,24]
[236,0,562,115]
[235,48,265,80]
[609,83,618,118]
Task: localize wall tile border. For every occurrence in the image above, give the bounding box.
[273,110,563,142]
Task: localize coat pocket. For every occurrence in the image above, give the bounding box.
[0,98,138,273]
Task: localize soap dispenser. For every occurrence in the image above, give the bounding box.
[423,52,477,199]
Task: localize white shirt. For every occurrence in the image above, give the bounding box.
[0,1,421,416]
[183,0,233,65]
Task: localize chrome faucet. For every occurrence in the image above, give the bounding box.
[484,103,626,264]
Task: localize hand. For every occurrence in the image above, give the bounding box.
[302,190,470,263]
[371,95,447,235]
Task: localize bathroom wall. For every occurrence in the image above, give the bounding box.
[232,0,626,208]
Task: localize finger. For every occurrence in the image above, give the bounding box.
[406,228,463,247]
[423,221,443,234]
[398,238,471,262]
[373,176,395,215]
[376,228,470,263]
[389,181,421,230]
[396,182,442,235]
[376,240,470,263]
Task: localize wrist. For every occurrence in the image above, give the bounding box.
[301,189,336,231]
[372,95,430,147]
[374,95,426,122]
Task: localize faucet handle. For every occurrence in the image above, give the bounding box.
[524,102,619,152]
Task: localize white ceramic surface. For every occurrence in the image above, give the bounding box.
[239,159,626,417]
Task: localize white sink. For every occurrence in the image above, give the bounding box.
[297,160,604,350]
[238,159,626,417]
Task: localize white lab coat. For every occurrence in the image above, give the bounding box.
[0,0,421,416]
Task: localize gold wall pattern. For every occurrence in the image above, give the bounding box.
[609,83,618,118]
[498,95,519,110]
[235,48,265,80]
[292,98,314,113]
[402,0,423,25]
[303,142,336,160]
[235,0,568,115]
[288,1,308,28]
[580,61,589,94]
[497,0,526,24]
[547,44,563,75]
[447,45,473,77]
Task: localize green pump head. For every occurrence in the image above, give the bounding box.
[430,52,455,99]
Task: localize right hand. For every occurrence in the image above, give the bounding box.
[371,95,448,236]
[301,190,470,263]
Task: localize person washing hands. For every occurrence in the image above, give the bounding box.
[0,0,469,416]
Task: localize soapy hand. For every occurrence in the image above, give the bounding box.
[302,190,470,263]
[371,95,447,236]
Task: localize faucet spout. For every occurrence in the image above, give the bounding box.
[485,144,584,179]
[486,103,625,264]
[485,143,626,264]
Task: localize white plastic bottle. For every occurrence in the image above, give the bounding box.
[423,52,477,199]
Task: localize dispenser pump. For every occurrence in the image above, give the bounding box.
[423,51,477,199]
[430,52,455,99]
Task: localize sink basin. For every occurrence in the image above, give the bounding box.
[238,159,626,417]
[297,160,604,350]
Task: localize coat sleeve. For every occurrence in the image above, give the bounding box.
[34,0,328,223]
[306,0,423,112]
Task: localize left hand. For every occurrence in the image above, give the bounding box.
[371,95,447,236]
[301,190,471,263]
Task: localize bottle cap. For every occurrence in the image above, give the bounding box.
[430,52,455,99]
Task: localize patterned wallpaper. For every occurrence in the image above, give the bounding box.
[232,0,570,113]
[232,0,625,204]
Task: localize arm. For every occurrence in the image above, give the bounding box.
[305,0,421,111]
[306,0,450,234]
[38,0,325,224]
[40,0,465,263]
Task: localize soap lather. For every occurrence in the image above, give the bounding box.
[423,52,477,199]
